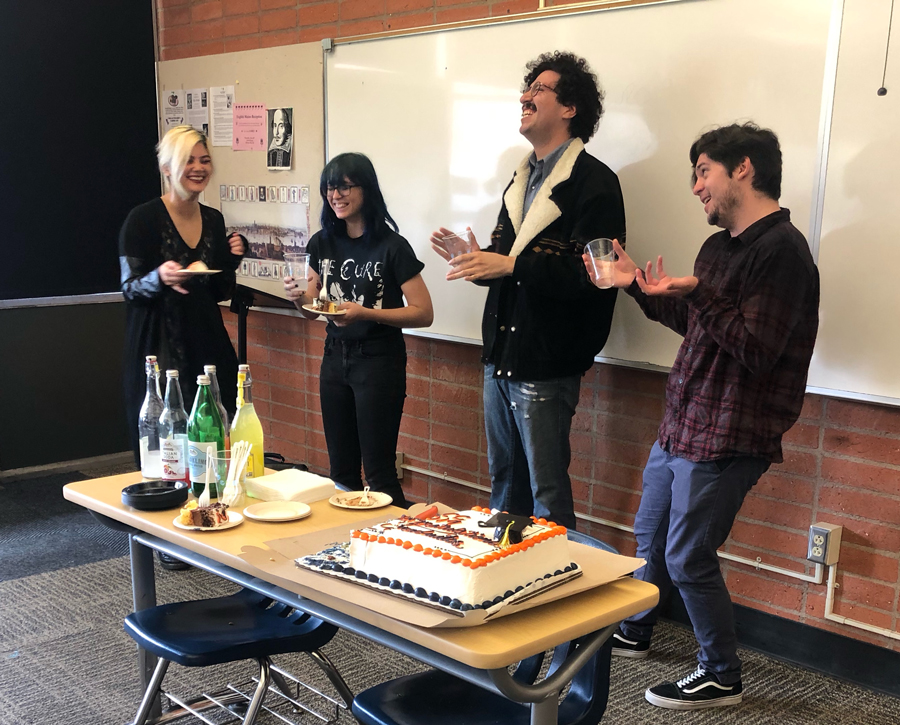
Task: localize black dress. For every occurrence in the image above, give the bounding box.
[119,198,243,464]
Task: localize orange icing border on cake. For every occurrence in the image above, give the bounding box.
[351,510,568,568]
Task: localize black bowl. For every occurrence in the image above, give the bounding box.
[122,480,190,511]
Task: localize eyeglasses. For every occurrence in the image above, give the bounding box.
[522,80,558,99]
[326,184,360,197]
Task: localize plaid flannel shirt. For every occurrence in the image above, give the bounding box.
[628,209,819,463]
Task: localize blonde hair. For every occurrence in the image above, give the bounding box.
[157,125,211,200]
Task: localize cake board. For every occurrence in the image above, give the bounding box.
[240,503,644,628]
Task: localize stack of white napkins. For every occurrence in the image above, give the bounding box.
[244,469,336,503]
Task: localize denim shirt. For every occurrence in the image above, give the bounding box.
[523,138,574,216]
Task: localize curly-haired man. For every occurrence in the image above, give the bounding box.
[432,52,626,529]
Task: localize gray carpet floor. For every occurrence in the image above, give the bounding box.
[2,464,900,724]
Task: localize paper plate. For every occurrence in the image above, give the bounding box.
[329,490,393,510]
[179,269,222,275]
[302,303,346,317]
[243,500,312,522]
[173,510,243,531]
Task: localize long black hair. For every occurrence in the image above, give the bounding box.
[319,152,399,243]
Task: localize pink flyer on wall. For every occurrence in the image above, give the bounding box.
[232,103,266,151]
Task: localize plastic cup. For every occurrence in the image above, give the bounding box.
[443,231,473,259]
[212,451,246,504]
[585,238,615,289]
[283,253,309,292]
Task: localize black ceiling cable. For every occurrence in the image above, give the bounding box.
[877,0,895,95]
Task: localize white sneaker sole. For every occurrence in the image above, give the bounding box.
[611,647,649,659]
[644,689,742,710]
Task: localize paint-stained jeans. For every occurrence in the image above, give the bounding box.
[620,441,770,683]
[483,364,581,529]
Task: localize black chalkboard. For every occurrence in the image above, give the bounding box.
[0,0,160,300]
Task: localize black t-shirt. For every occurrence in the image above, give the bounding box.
[307,228,425,341]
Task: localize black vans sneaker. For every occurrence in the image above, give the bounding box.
[645,666,742,710]
[611,628,650,659]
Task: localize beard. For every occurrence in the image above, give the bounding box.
[707,184,740,229]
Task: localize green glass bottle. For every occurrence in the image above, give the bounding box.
[187,374,225,498]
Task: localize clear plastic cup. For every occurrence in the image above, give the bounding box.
[212,450,247,505]
[284,253,309,292]
[443,230,473,259]
[585,238,615,289]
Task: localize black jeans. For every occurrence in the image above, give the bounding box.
[320,335,409,507]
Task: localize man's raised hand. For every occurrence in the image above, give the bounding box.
[635,256,698,297]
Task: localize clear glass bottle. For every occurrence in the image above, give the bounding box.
[204,364,231,451]
[231,366,265,479]
[137,355,163,480]
[187,374,225,499]
[158,369,189,484]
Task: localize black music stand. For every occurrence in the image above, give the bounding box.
[229,283,296,364]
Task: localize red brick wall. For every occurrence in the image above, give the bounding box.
[162,0,900,652]
[224,307,900,651]
[157,0,568,59]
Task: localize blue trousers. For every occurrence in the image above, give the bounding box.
[483,364,581,530]
[620,441,769,683]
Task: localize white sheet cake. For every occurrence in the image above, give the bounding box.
[297,507,580,613]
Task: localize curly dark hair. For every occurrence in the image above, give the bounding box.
[523,51,604,143]
[689,123,782,200]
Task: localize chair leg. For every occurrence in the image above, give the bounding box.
[131,658,170,725]
[243,657,271,725]
[306,649,355,708]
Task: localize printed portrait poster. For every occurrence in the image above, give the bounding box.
[267,107,293,170]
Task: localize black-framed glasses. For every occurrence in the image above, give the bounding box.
[326,184,360,197]
[522,80,558,98]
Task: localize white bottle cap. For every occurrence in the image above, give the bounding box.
[204,365,217,373]
[197,374,210,385]
[146,355,157,362]
[238,364,250,371]
[166,369,179,378]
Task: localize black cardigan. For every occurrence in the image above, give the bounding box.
[481,143,627,380]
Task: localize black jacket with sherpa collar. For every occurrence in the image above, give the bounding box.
[481,139,627,381]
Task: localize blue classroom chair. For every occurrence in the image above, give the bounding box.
[351,530,619,725]
[124,588,352,725]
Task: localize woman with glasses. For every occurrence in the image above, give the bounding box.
[284,152,433,507]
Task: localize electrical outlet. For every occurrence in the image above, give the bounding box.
[395,451,405,481]
[807,523,842,565]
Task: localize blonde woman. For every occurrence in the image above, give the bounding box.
[120,125,245,473]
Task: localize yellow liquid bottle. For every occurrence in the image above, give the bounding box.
[231,368,265,479]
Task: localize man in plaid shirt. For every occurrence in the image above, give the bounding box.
[585,123,819,710]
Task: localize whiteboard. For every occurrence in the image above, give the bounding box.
[325,0,834,368]
[805,0,900,404]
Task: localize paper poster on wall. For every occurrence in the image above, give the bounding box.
[225,202,310,299]
[162,89,185,130]
[185,88,209,135]
[266,107,293,169]
[210,85,235,147]
[233,103,266,151]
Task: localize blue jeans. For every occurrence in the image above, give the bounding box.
[620,441,769,683]
[483,364,581,530]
